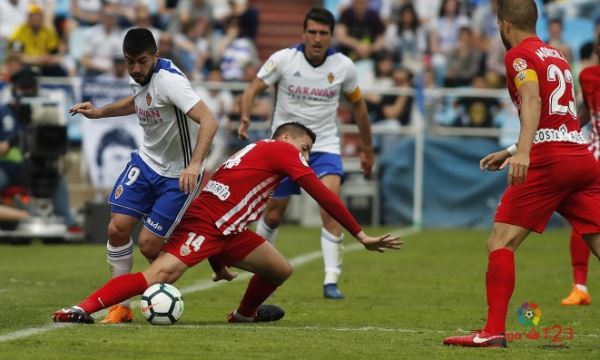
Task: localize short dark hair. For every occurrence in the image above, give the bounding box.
[303,7,335,34]
[272,122,317,144]
[123,28,157,56]
[497,0,538,32]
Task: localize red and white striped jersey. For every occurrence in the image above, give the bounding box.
[186,140,313,235]
[579,65,600,159]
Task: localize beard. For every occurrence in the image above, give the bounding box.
[137,70,153,86]
[499,27,512,50]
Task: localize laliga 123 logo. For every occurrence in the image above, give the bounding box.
[517,302,542,327]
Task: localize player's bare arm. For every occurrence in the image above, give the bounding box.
[180,100,219,193]
[505,81,541,185]
[347,93,375,178]
[238,78,269,139]
[69,95,136,119]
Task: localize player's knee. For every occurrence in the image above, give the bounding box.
[272,261,293,284]
[107,222,130,245]
[263,210,283,228]
[487,231,516,252]
[138,234,163,261]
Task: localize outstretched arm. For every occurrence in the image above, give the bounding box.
[70,96,136,119]
[297,173,402,252]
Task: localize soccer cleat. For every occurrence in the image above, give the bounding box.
[443,330,507,348]
[561,286,591,306]
[100,304,133,324]
[52,307,94,324]
[227,304,285,323]
[323,283,344,299]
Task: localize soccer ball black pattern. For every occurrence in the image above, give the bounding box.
[140,283,184,325]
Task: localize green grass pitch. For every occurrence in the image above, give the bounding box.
[1,227,600,359]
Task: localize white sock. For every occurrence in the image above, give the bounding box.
[256,217,279,245]
[576,284,588,293]
[107,238,133,307]
[321,227,343,285]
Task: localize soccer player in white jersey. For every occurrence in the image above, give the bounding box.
[70,28,218,323]
[237,8,375,299]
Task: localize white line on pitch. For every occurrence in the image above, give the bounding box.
[0,227,418,344]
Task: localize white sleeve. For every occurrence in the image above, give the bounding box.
[341,59,359,95]
[256,49,287,86]
[161,74,201,114]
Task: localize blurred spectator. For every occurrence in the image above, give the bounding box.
[8,4,67,76]
[70,0,102,26]
[156,0,179,30]
[176,20,211,80]
[380,67,414,126]
[383,3,427,74]
[453,75,500,128]
[125,4,161,43]
[471,0,497,51]
[444,26,483,87]
[0,53,25,82]
[363,51,394,121]
[211,0,259,40]
[217,15,258,81]
[0,0,29,45]
[170,0,212,35]
[336,0,385,61]
[0,69,78,227]
[97,55,128,81]
[430,0,470,55]
[80,3,122,77]
[414,0,442,27]
[157,32,188,75]
[546,18,573,63]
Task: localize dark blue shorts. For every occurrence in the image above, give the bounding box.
[108,152,201,238]
[273,152,344,198]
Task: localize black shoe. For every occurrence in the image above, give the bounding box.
[53,307,94,324]
[254,304,285,322]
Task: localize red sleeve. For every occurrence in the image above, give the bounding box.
[296,173,362,236]
[270,142,313,181]
[505,48,538,90]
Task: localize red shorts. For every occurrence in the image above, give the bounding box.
[162,214,265,267]
[495,153,600,234]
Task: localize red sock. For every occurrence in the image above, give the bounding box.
[570,230,590,285]
[77,273,148,314]
[483,248,515,335]
[236,275,279,318]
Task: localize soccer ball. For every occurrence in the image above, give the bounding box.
[140,283,184,325]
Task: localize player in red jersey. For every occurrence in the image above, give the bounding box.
[444,0,600,348]
[52,122,402,324]
[560,33,600,306]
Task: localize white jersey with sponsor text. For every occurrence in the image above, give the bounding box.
[130,58,201,178]
[257,45,359,154]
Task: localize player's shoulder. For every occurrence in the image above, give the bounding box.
[153,58,188,82]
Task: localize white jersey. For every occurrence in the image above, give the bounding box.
[257,45,360,154]
[130,58,201,177]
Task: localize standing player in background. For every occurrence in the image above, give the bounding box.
[237,7,375,299]
[70,28,218,324]
[559,32,600,306]
[52,122,401,324]
[444,0,600,347]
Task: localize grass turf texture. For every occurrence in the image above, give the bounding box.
[1,227,600,359]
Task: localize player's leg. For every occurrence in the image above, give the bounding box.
[103,155,156,323]
[444,222,530,347]
[224,232,291,322]
[256,197,290,244]
[562,229,591,306]
[53,252,188,324]
[318,174,345,299]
